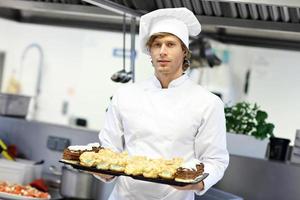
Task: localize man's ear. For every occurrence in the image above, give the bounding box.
[184,50,188,58]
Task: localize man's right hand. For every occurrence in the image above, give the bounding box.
[88,172,115,181]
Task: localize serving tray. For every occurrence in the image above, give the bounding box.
[59,160,208,186]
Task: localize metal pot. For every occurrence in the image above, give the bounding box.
[50,165,95,199]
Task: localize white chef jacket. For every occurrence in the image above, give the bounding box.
[98,74,229,200]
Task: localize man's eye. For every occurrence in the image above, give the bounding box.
[167,43,175,47]
[152,43,161,48]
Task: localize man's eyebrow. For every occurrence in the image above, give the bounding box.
[154,39,177,43]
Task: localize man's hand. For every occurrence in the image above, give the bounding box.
[173,181,204,191]
[87,172,115,182]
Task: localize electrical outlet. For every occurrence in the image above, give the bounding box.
[47,136,57,150]
[57,138,70,151]
[47,136,70,152]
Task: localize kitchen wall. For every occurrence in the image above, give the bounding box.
[0,17,154,130]
[228,46,300,144]
[0,17,300,143]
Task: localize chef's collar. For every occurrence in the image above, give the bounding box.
[152,73,189,89]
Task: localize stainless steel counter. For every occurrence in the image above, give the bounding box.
[215,155,300,200]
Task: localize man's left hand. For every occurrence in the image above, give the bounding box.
[173,181,204,191]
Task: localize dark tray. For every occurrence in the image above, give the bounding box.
[59,160,208,186]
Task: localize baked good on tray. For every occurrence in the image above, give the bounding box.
[62,144,206,183]
[74,147,205,183]
[109,151,129,172]
[158,158,183,179]
[175,159,204,182]
[62,143,102,164]
[142,158,162,178]
[125,156,149,176]
[79,148,129,172]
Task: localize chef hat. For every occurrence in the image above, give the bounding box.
[139,7,201,55]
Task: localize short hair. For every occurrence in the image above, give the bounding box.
[146,32,191,71]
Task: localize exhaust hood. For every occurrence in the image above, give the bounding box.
[0,0,125,31]
[2,0,300,51]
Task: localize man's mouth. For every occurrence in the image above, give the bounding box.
[158,60,170,64]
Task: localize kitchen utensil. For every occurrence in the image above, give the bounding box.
[111,14,132,83]
[50,165,95,199]
[111,69,132,83]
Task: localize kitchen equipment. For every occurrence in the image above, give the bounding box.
[0,158,42,184]
[190,38,222,68]
[268,137,290,161]
[50,165,95,199]
[19,43,44,120]
[0,93,31,118]
[290,130,300,164]
[111,69,132,83]
[111,14,132,83]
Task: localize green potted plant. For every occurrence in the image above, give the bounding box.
[224,101,275,158]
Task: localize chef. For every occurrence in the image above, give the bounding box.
[95,7,229,200]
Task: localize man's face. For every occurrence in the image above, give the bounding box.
[149,35,185,77]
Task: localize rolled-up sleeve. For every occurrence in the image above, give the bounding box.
[194,97,229,195]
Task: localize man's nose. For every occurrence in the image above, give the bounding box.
[159,44,167,55]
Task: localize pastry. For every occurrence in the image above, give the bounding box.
[79,151,98,167]
[62,143,102,163]
[143,158,162,178]
[174,159,204,182]
[124,156,148,176]
[93,148,114,170]
[158,157,183,179]
[109,151,129,172]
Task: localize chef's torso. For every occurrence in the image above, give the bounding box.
[107,74,217,200]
